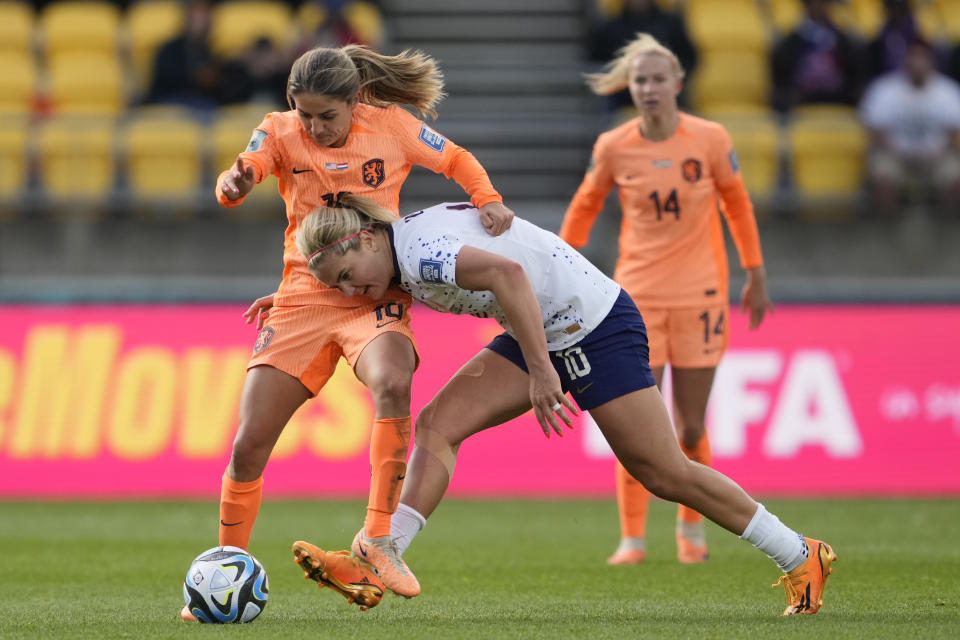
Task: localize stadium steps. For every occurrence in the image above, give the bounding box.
[382,0,594,224]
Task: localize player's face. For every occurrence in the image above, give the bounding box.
[628,53,682,117]
[292,92,359,148]
[312,233,395,299]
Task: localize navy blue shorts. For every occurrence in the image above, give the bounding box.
[485,289,657,410]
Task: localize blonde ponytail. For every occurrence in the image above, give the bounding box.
[584,32,684,96]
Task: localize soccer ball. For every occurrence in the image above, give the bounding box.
[182,546,269,623]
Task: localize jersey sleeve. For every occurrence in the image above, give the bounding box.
[709,125,764,269]
[215,114,283,208]
[391,108,502,208]
[558,138,616,248]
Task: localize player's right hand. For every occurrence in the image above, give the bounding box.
[243,293,275,330]
[221,157,256,200]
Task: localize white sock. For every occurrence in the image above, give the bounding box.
[390,503,427,556]
[614,536,646,553]
[739,503,808,572]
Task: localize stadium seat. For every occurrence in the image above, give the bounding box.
[847,0,884,38]
[342,1,385,48]
[125,0,185,95]
[209,0,294,58]
[0,115,30,205]
[0,1,34,55]
[38,115,117,202]
[767,0,804,35]
[48,52,125,114]
[788,110,867,198]
[124,111,204,202]
[942,0,960,41]
[0,51,36,114]
[211,107,283,215]
[704,109,781,199]
[41,0,120,59]
[686,0,769,54]
[692,50,771,113]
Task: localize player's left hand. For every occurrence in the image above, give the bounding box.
[243,293,275,330]
[741,266,774,330]
[529,367,578,438]
[478,202,515,236]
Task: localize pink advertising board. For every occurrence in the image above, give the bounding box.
[0,304,957,497]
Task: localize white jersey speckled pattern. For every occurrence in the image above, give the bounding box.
[389,203,620,351]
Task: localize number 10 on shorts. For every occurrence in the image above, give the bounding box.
[557,346,591,381]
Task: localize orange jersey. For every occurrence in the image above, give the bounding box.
[559,113,763,308]
[217,103,502,306]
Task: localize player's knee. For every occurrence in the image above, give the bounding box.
[365,369,413,406]
[229,437,269,479]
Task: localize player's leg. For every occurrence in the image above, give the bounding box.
[608,306,667,565]
[608,364,664,565]
[221,365,313,546]
[405,348,533,516]
[670,366,715,563]
[342,297,421,597]
[389,346,533,560]
[592,387,836,614]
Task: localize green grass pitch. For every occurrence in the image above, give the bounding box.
[1,498,957,639]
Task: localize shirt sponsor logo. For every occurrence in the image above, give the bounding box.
[418,123,446,152]
[419,259,443,283]
[653,159,673,168]
[729,149,740,173]
[324,162,349,171]
[362,158,385,187]
[246,129,267,152]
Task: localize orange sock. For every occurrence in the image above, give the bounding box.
[615,460,649,539]
[677,433,712,524]
[219,472,263,549]
[364,416,412,538]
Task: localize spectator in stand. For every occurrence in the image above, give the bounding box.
[865,0,925,82]
[145,0,221,111]
[860,38,960,213]
[588,0,697,111]
[771,0,863,113]
[219,37,291,107]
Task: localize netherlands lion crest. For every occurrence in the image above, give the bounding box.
[362,158,385,188]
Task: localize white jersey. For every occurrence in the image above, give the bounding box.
[388,203,620,351]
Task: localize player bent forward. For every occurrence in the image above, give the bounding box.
[289,195,836,616]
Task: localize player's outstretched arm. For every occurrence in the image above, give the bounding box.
[454,246,577,437]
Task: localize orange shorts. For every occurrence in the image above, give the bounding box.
[641,303,729,369]
[248,290,418,395]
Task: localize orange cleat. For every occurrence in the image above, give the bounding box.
[606,548,646,565]
[292,540,385,611]
[773,537,838,615]
[676,532,709,564]
[179,605,197,622]
[351,528,421,598]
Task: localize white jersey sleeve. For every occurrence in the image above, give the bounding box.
[389,203,620,350]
